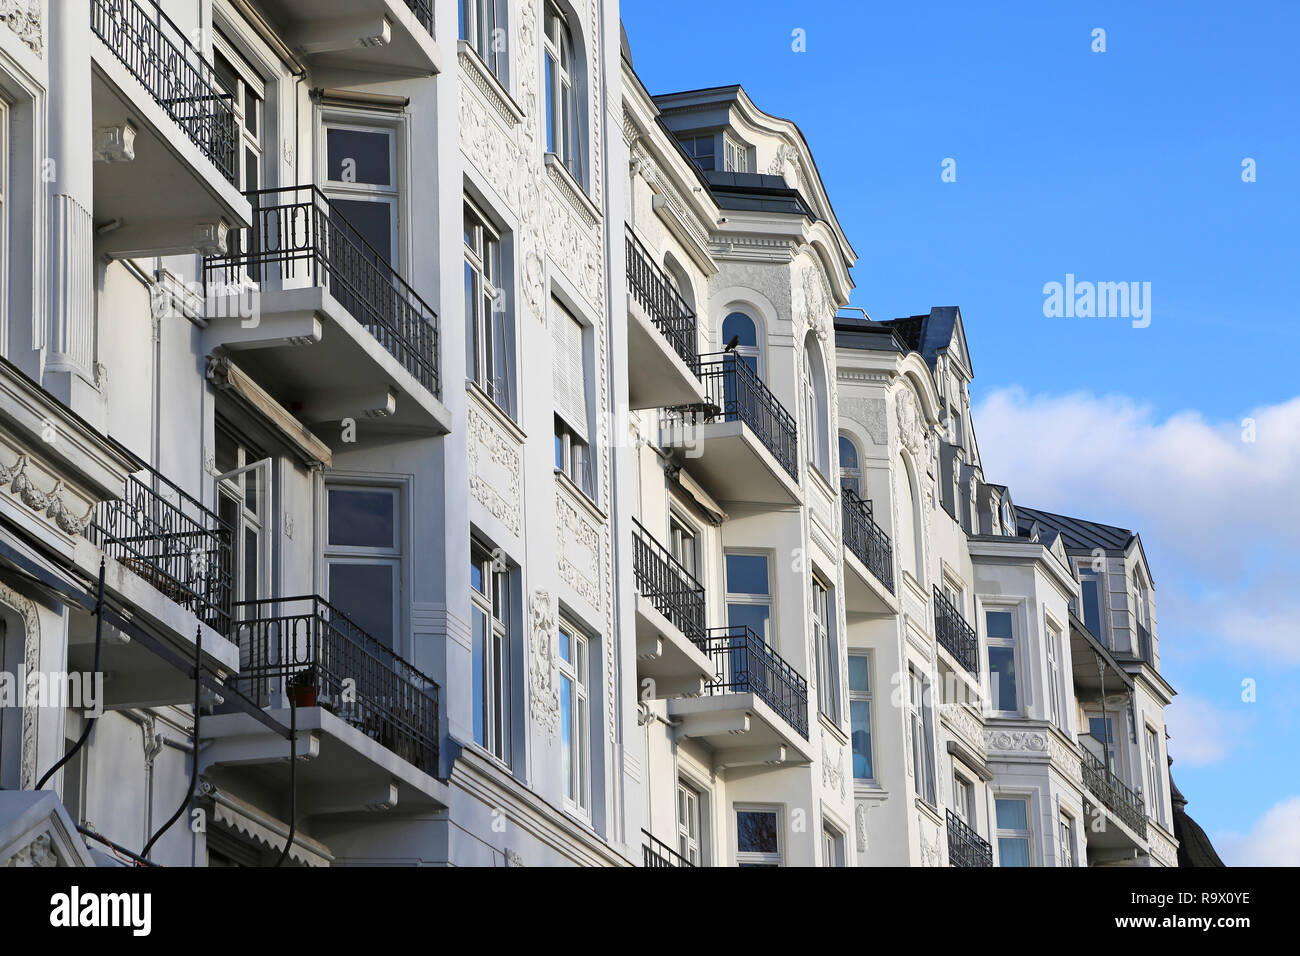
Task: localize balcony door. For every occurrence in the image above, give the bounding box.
[324,484,402,655]
[214,426,270,625]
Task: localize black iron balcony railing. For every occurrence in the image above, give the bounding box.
[842,488,894,594]
[205,185,440,398]
[933,586,979,676]
[90,0,237,184]
[632,518,705,643]
[625,230,699,371]
[946,809,993,867]
[230,595,440,774]
[1081,748,1148,838]
[404,0,434,33]
[665,353,799,482]
[699,625,808,739]
[642,829,694,867]
[87,463,233,634]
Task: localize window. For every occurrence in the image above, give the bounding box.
[735,807,782,867]
[723,134,753,173]
[822,824,845,867]
[325,485,401,651]
[838,434,862,495]
[460,0,503,78]
[677,781,702,865]
[1059,813,1076,867]
[214,427,270,617]
[725,552,771,641]
[668,513,699,581]
[898,455,923,580]
[995,797,1032,867]
[721,311,761,375]
[1086,715,1118,774]
[213,38,264,193]
[985,609,1019,715]
[0,96,9,337]
[1145,726,1165,826]
[848,654,875,782]
[471,541,511,763]
[952,772,975,824]
[552,300,593,496]
[677,134,715,171]
[802,336,830,476]
[942,578,963,615]
[909,667,936,805]
[323,123,399,266]
[1046,619,1065,729]
[543,1,582,183]
[464,201,514,414]
[811,574,839,722]
[1079,569,1104,640]
[1000,498,1015,537]
[558,619,590,813]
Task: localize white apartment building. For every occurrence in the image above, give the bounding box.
[0,1,1183,868]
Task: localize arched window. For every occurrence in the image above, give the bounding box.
[839,434,862,495]
[802,335,830,477]
[897,455,924,580]
[544,2,583,183]
[722,311,760,374]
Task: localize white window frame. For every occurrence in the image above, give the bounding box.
[838,433,862,496]
[558,617,590,815]
[848,651,876,785]
[0,95,9,342]
[323,482,403,653]
[909,666,936,806]
[812,573,839,723]
[1058,811,1076,867]
[214,427,271,616]
[1046,614,1065,730]
[668,511,700,583]
[952,770,975,825]
[552,299,593,497]
[984,605,1022,716]
[1145,725,1165,826]
[995,795,1034,867]
[720,311,762,378]
[464,199,513,414]
[543,1,582,183]
[677,779,702,865]
[460,0,505,79]
[734,804,783,867]
[821,822,845,867]
[470,539,511,764]
[213,34,265,194]
[723,549,773,643]
[320,118,401,268]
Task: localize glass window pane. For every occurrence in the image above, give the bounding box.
[996,798,1028,831]
[328,489,395,548]
[736,811,778,854]
[998,837,1031,867]
[850,699,873,779]
[988,646,1017,711]
[330,199,393,263]
[328,562,395,649]
[560,675,573,798]
[985,610,1014,639]
[472,606,487,746]
[722,312,757,347]
[838,435,858,469]
[725,554,768,595]
[1081,578,1102,636]
[848,655,870,692]
[327,128,391,185]
[558,627,572,664]
[727,604,769,640]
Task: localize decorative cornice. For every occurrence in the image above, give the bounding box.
[457,41,524,128]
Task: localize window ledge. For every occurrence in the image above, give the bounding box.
[914,797,943,827]
[457,40,523,127]
[818,712,849,746]
[554,468,606,524]
[544,152,601,229]
[466,379,526,443]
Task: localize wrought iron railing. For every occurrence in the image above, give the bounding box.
[205,185,440,397]
[90,0,237,184]
[698,625,808,739]
[87,463,233,633]
[1081,749,1148,838]
[229,595,440,774]
[404,0,434,33]
[933,586,979,676]
[642,829,694,867]
[625,230,699,371]
[842,488,894,593]
[946,809,993,867]
[665,353,799,482]
[632,518,705,643]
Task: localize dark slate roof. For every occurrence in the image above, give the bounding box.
[873,306,961,372]
[1170,776,1226,867]
[704,170,814,217]
[620,21,632,64]
[833,315,912,354]
[1015,506,1136,553]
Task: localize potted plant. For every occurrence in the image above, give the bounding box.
[287,666,317,708]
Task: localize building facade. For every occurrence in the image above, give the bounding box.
[0,1,1181,868]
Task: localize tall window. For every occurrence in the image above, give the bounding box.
[325,485,401,651]
[897,456,923,580]
[214,426,269,617]
[464,201,513,414]
[802,336,830,476]
[324,123,399,266]
[1079,569,1104,640]
[724,134,753,173]
[1087,715,1118,774]
[952,772,975,824]
[1059,813,1076,867]
[460,0,503,78]
[735,807,782,867]
[909,667,936,805]
[677,781,702,865]
[985,609,1019,715]
[838,434,862,495]
[213,38,263,192]
[811,575,839,722]
[848,653,874,782]
[558,619,590,813]
[552,300,592,496]
[668,514,699,581]
[471,541,511,763]
[821,824,845,867]
[0,97,7,343]
[1145,726,1165,826]
[995,797,1032,867]
[721,311,760,374]
[543,1,582,182]
[724,552,771,641]
[1046,619,1065,729]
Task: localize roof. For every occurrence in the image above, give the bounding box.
[875,306,962,372]
[1016,506,1136,553]
[703,170,815,217]
[1170,776,1226,867]
[833,314,913,354]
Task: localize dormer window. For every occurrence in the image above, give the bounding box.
[723,133,753,173]
[1001,499,1015,537]
[677,134,715,171]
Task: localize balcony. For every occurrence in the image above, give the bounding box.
[642,829,694,867]
[946,810,993,867]
[1081,749,1148,839]
[841,488,898,616]
[89,0,250,256]
[204,185,449,437]
[624,231,706,409]
[202,596,448,814]
[662,353,800,505]
[668,625,812,770]
[255,0,441,74]
[632,519,715,698]
[933,586,979,677]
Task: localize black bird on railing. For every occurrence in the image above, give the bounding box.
[723,335,740,352]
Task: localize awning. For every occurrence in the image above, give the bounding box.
[669,464,728,526]
[200,783,333,868]
[206,355,333,468]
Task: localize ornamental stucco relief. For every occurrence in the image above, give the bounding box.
[467,403,522,536]
[528,590,560,734]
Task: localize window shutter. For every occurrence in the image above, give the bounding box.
[552,303,588,440]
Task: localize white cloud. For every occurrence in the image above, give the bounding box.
[1215,796,1300,866]
[1165,695,1250,766]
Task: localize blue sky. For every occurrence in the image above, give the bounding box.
[623,0,1300,862]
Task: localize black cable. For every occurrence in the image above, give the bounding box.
[35,560,106,790]
[275,695,298,867]
[141,625,202,861]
